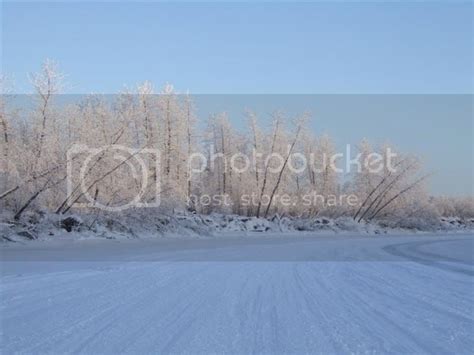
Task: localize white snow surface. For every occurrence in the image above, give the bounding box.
[1,232,473,354]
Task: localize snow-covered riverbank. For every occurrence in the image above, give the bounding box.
[2,211,473,243]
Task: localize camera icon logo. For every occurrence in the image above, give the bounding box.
[66,144,160,211]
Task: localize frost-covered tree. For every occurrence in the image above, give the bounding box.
[2,60,458,224]
[303,133,339,217]
[351,142,430,222]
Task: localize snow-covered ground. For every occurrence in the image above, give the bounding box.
[2,211,473,244]
[1,233,473,354]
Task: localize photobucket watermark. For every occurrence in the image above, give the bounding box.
[187,192,360,208]
[65,143,389,212]
[188,144,397,176]
[66,144,160,212]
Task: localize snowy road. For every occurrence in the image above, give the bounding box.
[1,233,473,354]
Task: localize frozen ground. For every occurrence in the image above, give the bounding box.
[1,233,473,354]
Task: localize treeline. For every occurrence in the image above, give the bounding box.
[1,61,472,221]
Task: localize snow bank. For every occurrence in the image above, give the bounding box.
[1,209,473,244]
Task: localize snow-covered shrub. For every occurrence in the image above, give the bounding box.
[432,196,474,219]
[334,217,362,231]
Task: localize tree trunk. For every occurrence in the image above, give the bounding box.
[263,124,301,218]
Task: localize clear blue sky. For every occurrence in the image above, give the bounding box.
[1,1,473,195]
